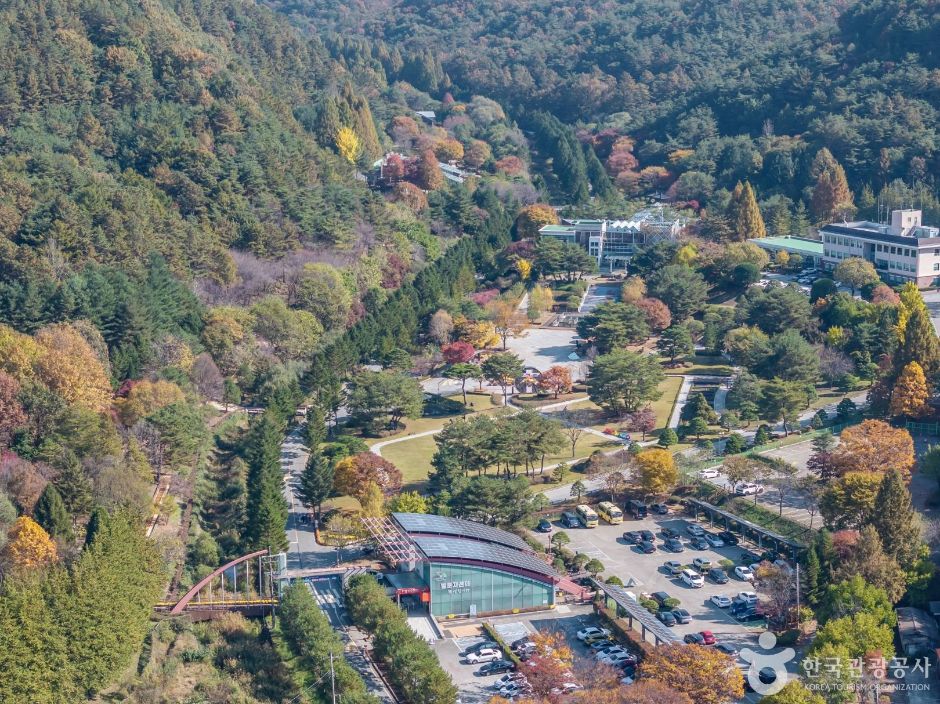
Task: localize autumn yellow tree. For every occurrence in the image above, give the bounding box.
[34,324,112,412]
[2,516,58,569]
[335,126,362,164]
[527,285,554,320]
[639,644,743,704]
[116,379,186,425]
[831,420,915,478]
[896,282,926,344]
[890,362,930,418]
[453,317,500,348]
[515,258,533,282]
[620,277,647,303]
[485,299,526,349]
[515,203,558,240]
[633,448,678,497]
[358,481,386,517]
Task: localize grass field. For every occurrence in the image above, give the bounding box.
[380,427,622,491]
[557,375,683,435]
[663,354,734,377]
[805,383,869,411]
[363,392,501,447]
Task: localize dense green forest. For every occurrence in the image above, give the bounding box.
[270,0,939,211]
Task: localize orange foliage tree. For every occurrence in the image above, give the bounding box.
[831,420,915,477]
[519,630,573,697]
[639,644,743,704]
[889,362,929,418]
[2,516,58,569]
[515,204,559,240]
[538,366,573,398]
[333,452,402,500]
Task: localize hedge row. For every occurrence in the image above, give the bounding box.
[345,575,458,704]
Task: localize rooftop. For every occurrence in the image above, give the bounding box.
[750,236,824,256]
[411,535,558,579]
[392,513,530,551]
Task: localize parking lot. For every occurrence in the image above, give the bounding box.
[529,511,771,649]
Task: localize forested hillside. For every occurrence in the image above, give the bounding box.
[271,0,939,212]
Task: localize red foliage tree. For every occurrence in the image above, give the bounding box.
[538,366,573,398]
[442,341,476,364]
[384,153,406,182]
[871,284,901,305]
[635,297,672,332]
[494,156,525,176]
[625,407,657,440]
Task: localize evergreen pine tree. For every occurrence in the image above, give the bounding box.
[804,544,821,605]
[815,528,836,585]
[898,306,940,377]
[33,484,72,540]
[298,452,334,519]
[305,404,327,451]
[872,469,922,565]
[242,413,289,552]
[53,451,93,516]
[792,200,811,235]
[83,506,109,548]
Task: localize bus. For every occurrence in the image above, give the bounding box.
[626,499,648,519]
[575,504,599,528]
[596,501,623,524]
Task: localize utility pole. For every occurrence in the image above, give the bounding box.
[795,562,801,630]
[330,651,337,704]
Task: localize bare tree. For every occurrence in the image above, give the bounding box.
[796,475,823,529]
[604,471,627,502]
[819,347,854,385]
[755,564,797,629]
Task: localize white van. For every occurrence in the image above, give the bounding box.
[680,569,704,588]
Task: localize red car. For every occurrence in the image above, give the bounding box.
[699,630,716,645]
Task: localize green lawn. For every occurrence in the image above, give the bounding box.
[805,383,869,411]
[662,354,734,377]
[363,392,501,447]
[380,426,621,491]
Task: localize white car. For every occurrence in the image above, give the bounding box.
[703,532,725,548]
[680,569,704,588]
[735,565,755,581]
[604,653,637,667]
[493,674,526,690]
[686,524,705,537]
[735,482,764,496]
[692,557,713,571]
[711,594,733,608]
[699,468,720,479]
[595,645,628,660]
[576,626,611,641]
[466,648,502,664]
[736,591,759,605]
[500,682,531,698]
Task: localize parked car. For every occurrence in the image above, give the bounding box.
[663,560,683,576]
[735,591,759,605]
[462,641,499,656]
[689,536,709,550]
[603,652,638,667]
[699,630,716,645]
[537,519,552,533]
[595,645,628,660]
[692,557,713,571]
[650,503,669,515]
[684,632,705,645]
[715,643,739,657]
[511,637,534,649]
[638,540,657,554]
[477,660,515,676]
[500,682,532,698]
[650,591,672,607]
[661,526,680,539]
[681,569,704,588]
[466,648,502,664]
[710,594,732,608]
[745,667,778,692]
[686,523,705,536]
[514,643,537,656]
[699,468,720,479]
[584,632,614,645]
[577,626,611,641]
[735,565,755,581]
[717,531,739,545]
[622,530,642,544]
[734,482,764,496]
[589,640,618,652]
[493,673,526,689]
[638,529,655,542]
[664,538,685,552]
[671,608,692,624]
[656,610,677,626]
[708,567,729,584]
[703,532,725,547]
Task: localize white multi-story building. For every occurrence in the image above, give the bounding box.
[821,209,940,288]
[538,208,688,270]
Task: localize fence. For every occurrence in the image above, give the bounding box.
[906,421,940,437]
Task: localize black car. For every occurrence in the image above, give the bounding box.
[656,610,677,626]
[511,639,536,652]
[462,641,499,656]
[651,503,669,515]
[638,540,657,554]
[671,608,692,624]
[537,519,552,533]
[715,643,740,657]
[638,529,655,542]
[664,538,684,552]
[622,530,642,544]
[689,537,709,550]
[684,633,705,645]
[708,568,729,584]
[661,526,680,539]
[511,636,532,649]
[717,531,739,545]
[477,660,516,676]
[745,667,777,691]
[650,591,672,606]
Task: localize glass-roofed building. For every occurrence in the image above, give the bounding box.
[364,513,562,619]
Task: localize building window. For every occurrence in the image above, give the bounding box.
[934,263,939,272]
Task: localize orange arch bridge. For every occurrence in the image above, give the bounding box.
[157,549,277,615]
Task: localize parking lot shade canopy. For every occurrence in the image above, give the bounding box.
[592,580,683,645]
